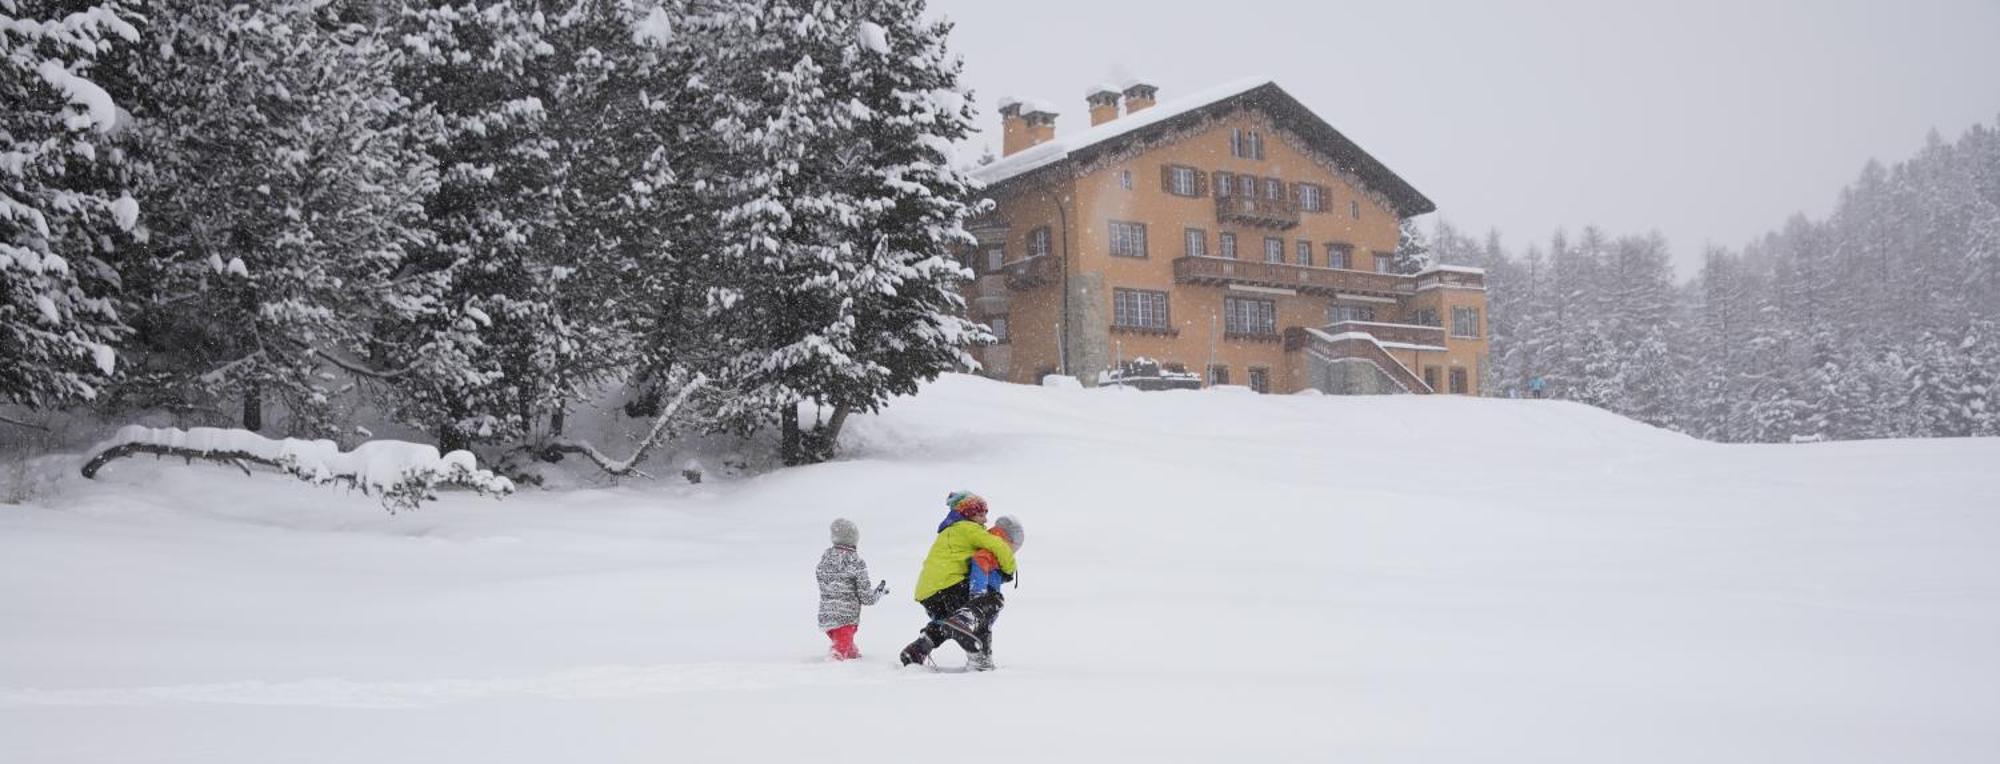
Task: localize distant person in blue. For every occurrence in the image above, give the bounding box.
[1529,376,1546,398]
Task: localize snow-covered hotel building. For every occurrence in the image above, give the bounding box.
[964,78,1488,395]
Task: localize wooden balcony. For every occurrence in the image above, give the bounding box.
[1326,320,1445,348]
[1215,194,1299,229]
[1001,254,1061,290]
[1173,256,1413,298]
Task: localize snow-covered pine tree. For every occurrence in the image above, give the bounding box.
[112,1,440,435]
[799,0,988,459]
[703,0,985,464]
[0,0,140,411]
[1389,218,1433,275]
[385,1,705,450]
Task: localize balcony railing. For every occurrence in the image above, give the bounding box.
[1415,268,1486,291]
[1001,254,1061,290]
[1326,321,1446,347]
[1285,327,1435,394]
[1215,193,1300,229]
[1172,256,1413,298]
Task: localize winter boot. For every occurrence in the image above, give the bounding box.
[939,608,984,651]
[898,635,936,667]
[967,650,996,672]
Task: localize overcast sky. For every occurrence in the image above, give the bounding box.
[926,0,2000,277]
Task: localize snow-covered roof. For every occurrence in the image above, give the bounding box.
[1020,98,1059,116]
[970,78,1437,215]
[1119,76,1158,91]
[1084,83,1120,98]
[973,77,1272,186]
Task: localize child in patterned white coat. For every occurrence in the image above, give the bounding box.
[817,518,887,660]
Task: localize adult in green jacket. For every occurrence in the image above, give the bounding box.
[914,505,1016,602]
[899,491,1016,668]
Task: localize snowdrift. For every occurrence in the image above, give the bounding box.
[3,374,1997,763]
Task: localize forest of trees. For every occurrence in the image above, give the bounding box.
[1431,120,2000,442]
[9,2,1996,466]
[3,0,986,466]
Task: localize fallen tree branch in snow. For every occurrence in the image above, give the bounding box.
[536,373,708,477]
[1,414,50,431]
[81,426,515,512]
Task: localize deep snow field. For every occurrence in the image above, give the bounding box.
[3,375,1998,763]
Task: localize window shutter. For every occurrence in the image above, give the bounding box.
[1230,128,1241,157]
[1194,170,1209,198]
[1160,165,1173,193]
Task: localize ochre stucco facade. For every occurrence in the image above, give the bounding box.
[967,81,1487,395]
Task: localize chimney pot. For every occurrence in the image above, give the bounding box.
[1122,80,1159,114]
[1085,85,1121,127]
[1001,98,1059,157]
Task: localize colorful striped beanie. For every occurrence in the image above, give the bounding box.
[946,490,987,516]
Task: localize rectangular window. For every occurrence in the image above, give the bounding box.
[1113,288,1169,330]
[1238,174,1256,199]
[1248,367,1270,394]
[1263,237,1284,263]
[1350,199,1361,219]
[1120,170,1133,190]
[1224,296,1277,336]
[1450,367,1469,395]
[1295,240,1312,266]
[1208,364,1229,386]
[1411,308,1440,327]
[1168,165,1199,197]
[1229,128,1243,158]
[1374,253,1394,273]
[1184,228,1208,258]
[1423,366,1440,391]
[1214,170,1235,197]
[1027,227,1051,258]
[1328,304,1376,324]
[988,315,1010,343]
[1251,131,1266,160]
[1298,183,1322,212]
[984,247,1005,273]
[1325,243,1351,269]
[1452,306,1482,338]
[1263,177,1282,201]
[1109,221,1147,258]
[1219,232,1237,259]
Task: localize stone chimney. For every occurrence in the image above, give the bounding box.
[1122,79,1159,115]
[1001,98,1058,157]
[1086,85,1121,127]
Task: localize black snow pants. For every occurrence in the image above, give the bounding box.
[919,581,1004,655]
